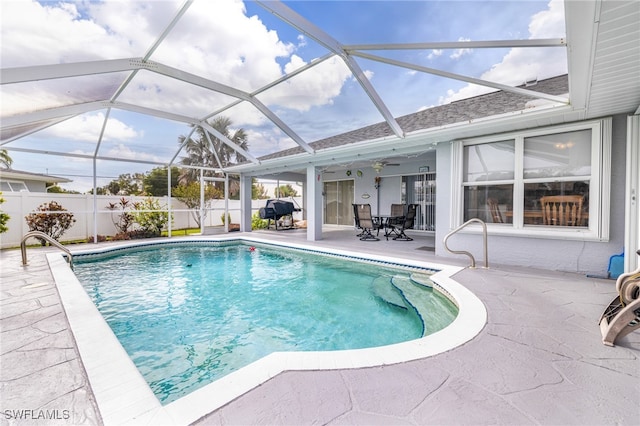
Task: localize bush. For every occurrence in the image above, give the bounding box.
[106,197,134,234]
[0,192,9,234]
[251,211,268,230]
[132,198,171,237]
[220,212,232,225]
[25,201,76,245]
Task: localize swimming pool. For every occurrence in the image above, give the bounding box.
[72,242,458,404]
[48,236,486,425]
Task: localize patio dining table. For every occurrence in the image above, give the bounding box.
[374,214,405,239]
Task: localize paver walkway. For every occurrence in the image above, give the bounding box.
[1,232,639,425]
[1,247,100,425]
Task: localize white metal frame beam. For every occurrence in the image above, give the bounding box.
[352,51,569,104]
[344,38,566,51]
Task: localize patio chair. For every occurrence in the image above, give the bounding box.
[540,195,584,226]
[599,250,640,346]
[388,204,417,241]
[487,198,504,223]
[352,204,379,241]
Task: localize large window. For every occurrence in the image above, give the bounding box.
[455,119,611,240]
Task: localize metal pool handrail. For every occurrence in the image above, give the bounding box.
[443,218,488,268]
[21,231,73,269]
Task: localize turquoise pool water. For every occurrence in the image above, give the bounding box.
[73,242,458,404]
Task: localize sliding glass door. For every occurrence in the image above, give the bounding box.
[323,180,355,225]
[402,173,436,231]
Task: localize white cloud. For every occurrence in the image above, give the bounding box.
[450,38,472,60]
[438,0,566,105]
[427,49,443,60]
[40,113,141,142]
[106,143,163,163]
[258,56,353,112]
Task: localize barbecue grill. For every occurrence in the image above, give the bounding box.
[258,199,300,230]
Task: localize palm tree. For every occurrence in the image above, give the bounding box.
[178,116,248,184]
[0,149,13,169]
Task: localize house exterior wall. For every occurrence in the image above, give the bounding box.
[435,114,628,276]
[24,180,47,192]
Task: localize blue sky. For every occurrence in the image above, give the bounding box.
[1,0,567,192]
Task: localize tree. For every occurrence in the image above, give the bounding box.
[252,178,269,199]
[24,201,76,245]
[0,149,12,169]
[179,116,248,189]
[275,184,298,198]
[173,182,219,227]
[99,173,145,195]
[0,192,9,233]
[143,166,180,196]
[47,184,80,194]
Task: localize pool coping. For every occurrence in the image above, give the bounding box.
[48,236,487,425]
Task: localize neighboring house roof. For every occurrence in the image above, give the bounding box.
[0,168,72,183]
[258,75,569,162]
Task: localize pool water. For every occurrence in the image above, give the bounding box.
[74,243,458,404]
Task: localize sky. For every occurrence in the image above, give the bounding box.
[0,0,568,192]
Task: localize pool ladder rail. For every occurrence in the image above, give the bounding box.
[443,218,489,269]
[20,231,74,269]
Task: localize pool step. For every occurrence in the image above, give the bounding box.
[409,272,433,288]
[393,275,458,336]
[371,276,407,309]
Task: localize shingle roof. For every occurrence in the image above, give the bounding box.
[258,74,568,161]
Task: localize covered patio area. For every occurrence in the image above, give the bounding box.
[1,229,637,425]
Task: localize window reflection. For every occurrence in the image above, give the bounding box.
[463,141,515,182]
[464,184,513,224]
[524,130,591,178]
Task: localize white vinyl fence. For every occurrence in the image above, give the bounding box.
[0,192,303,249]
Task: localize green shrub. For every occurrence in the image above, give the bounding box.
[25,201,76,245]
[0,192,9,234]
[132,198,171,237]
[251,211,268,230]
[106,197,134,234]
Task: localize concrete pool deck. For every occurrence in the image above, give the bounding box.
[1,228,639,425]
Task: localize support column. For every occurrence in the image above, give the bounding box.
[306,165,322,241]
[625,114,639,271]
[239,173,252,232]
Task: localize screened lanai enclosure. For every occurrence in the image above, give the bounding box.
[1,0,639,270]
[1,0,573,185]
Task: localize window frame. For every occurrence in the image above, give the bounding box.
[452,118,611,241]
[0,180,29,192]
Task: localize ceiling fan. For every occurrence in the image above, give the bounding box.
[372,160,400,173]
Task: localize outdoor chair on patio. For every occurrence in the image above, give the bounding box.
[540,195,584,226]
[599,250,640,346]
[352,203,379,241]
[387,203,417,241]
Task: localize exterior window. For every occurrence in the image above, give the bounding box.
[0,180,28,192]
[462,140,515,224]
[456,119,611,240]
[522,129,592,227]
